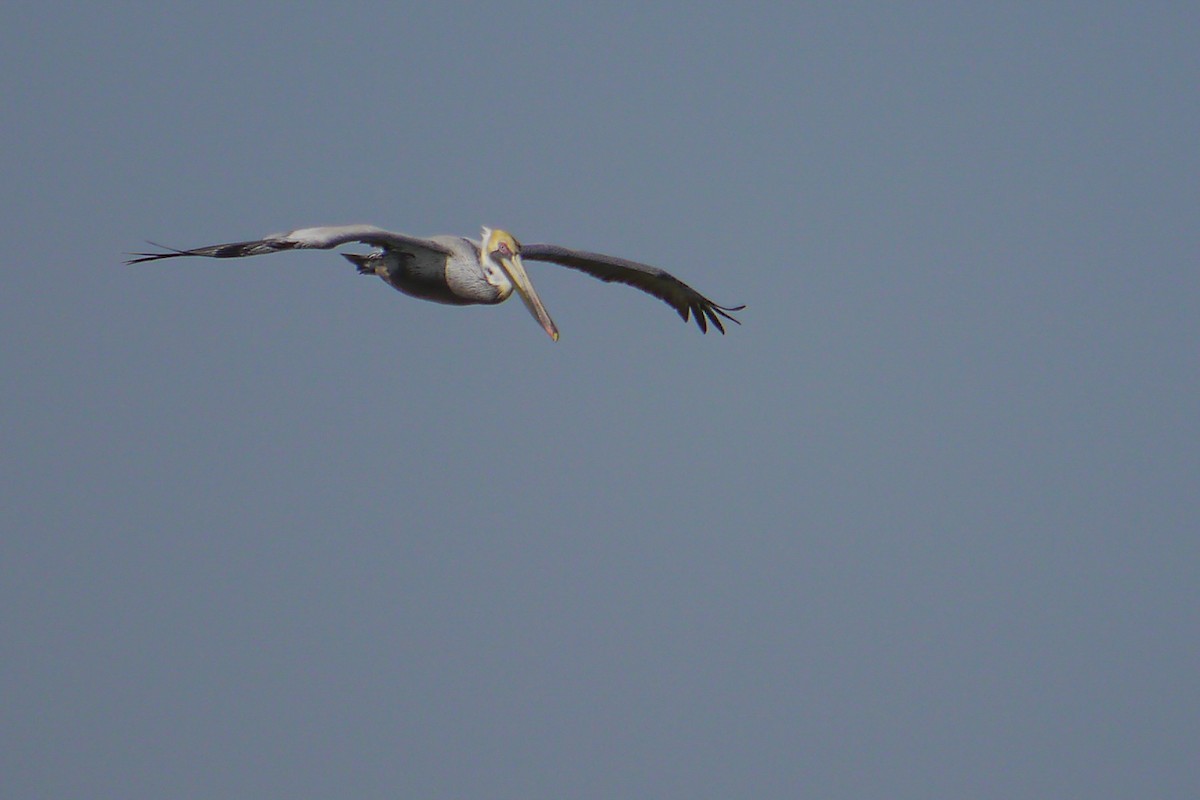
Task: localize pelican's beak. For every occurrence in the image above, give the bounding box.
[501,253,559,341]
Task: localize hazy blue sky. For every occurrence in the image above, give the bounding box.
[3,3,1197,798]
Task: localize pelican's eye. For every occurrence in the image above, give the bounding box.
[495,241,512,257]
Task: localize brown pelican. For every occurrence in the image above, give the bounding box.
[126,225,743,340]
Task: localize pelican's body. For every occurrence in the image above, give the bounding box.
[127,225,743,339]
[338,231,511,306]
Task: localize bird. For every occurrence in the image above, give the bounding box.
[126,225,743,340]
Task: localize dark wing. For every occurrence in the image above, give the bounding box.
[520,243,744,333]
[125,224,452,264]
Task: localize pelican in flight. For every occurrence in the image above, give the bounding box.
[126,225,743,340]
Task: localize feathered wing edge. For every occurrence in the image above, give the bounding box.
[125,225,451,265]
[125,239,292,263]
[519,243,744,333]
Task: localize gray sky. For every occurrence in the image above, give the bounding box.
[3,3,1197,798]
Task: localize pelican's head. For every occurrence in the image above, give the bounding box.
[482,227,559,341]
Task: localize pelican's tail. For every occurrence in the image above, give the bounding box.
[341,253,376,275]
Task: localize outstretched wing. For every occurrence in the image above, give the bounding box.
[519,243,744,334]
[125,224,452,264]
